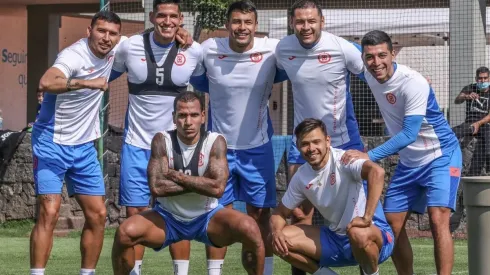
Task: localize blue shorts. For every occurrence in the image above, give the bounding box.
[288,139,365,164]
[219,141,276,208]
[319,215,394,267]
[153,204,224,251]
[119,143,151,207]
[384,146,462,214]
[32,130,104,196]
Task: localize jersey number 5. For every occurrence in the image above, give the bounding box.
[156,68,164,85]
[179,169,192,176]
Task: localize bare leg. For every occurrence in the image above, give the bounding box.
[386,212,413,275]
[30,194,61,268]
[112,210,167,275]
[428,207,453,275]
[347,225,384,274]
[205,204,233,260]
[76,195,107,269]
[207,208,265,275]
[126,206,149,264]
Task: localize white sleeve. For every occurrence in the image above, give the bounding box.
[338,38,364,75]
[192,42,206,76]
[403,76,429,116]
[112,38,130,73]
[340,153,367,182]
[274,39,285,70]
[52,49,83,78]
[281,173,307,210]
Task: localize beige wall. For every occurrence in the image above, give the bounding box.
[0,5,27,131]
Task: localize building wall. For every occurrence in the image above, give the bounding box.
[0,5,28,131]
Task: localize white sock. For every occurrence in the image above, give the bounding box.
[130,260,143,275]
[363,268,379,275]
[264,257,274,275]
[80,269,95,275]
[30,269,45,275]
[207,259,224,275]
[313,266,339,275]
[173,260,190,275]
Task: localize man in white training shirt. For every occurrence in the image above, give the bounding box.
[184,1,288,274]
[275,0,365,236]
[111,92,265,275]
[31,11,123,275]
[109,0,203,273]
[342,30,462,275]
[270,118,394,275]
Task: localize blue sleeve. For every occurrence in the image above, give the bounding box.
[274,68,289,83]
[349,41,366,82]
[367,115,424,162]
[190,73,209,93]
[109,70,124,82]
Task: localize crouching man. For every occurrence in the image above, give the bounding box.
[270,118,394,275]
[112,92,265,275]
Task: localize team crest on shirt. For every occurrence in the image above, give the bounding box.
[329,173,336,185]
[386,93,397,104]
[174,53,186,66]
[318,52,331,64]
[199,153,204,167]
[250,52,263,63]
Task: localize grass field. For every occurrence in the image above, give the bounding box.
[0,220,469,275]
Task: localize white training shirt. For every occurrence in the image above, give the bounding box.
[156,131,221,222]
[112,32,205,150]
[282,147,367,234]
[35,37,125,145]
[276,31,364,148]
[364,64,458,167]
[201,37,278,150]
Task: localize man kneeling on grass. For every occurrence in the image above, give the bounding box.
[112,92,265,275]
[270,118,394,275]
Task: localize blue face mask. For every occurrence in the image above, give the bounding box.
[477,82,490,90]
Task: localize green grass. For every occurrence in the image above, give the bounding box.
[0,223,469,275]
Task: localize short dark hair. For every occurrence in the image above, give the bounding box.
[476,66,490,77]
[226,0,258,22]
[294,118,328,141]
[173,92,205,112]
[361,30,393,52]
[90,10,122,28]
[153,0,181,12]
[289,0,322,18]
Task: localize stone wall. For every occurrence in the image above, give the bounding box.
[0,133,467,238]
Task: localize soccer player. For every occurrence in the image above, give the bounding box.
[183,1,287,274]
[270,118,394,275]
[342,30,462,275]
[111,92,265,275]
[31,11,122,275]
[109,0,203,273]
[275,0,365,229]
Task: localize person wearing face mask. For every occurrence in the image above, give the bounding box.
[453,66,490,176]
[31,11,123,275]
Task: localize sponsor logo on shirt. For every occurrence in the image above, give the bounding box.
[306,182,314,190]
[141,58,146,62]
[250,52,263,63]
[288,56,296,60]
[175,53,186,66]
[386,93,396,104]
[318,52,331,64]
[218,55,228,59]
[81,66,95,73]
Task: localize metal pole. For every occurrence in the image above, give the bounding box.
[98,0,107,174]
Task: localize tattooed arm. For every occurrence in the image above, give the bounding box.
[147,133,190,197]
[165,135,229,198]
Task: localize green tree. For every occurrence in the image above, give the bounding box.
[188,0,232,41]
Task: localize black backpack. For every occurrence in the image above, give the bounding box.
[0,128,27,178]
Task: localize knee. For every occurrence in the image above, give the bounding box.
[38,205,60,228]
[115,222,138,247]
[429,207,451,228]
[386,214,406,237]
[347,227,373,250]
[238,217,263,246]
[85,206,107,226]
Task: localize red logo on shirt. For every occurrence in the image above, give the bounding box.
[141,58,146,62]
[288,56,296,60]
[330,173,336,185]
[306,182,314,190]
[199,153,204,167]
[318,52,331,64]
[386,93,396,104]
[450,167,461,177]
[174,53,186,66]
[218,55,228,59]
[250,52,263,63]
